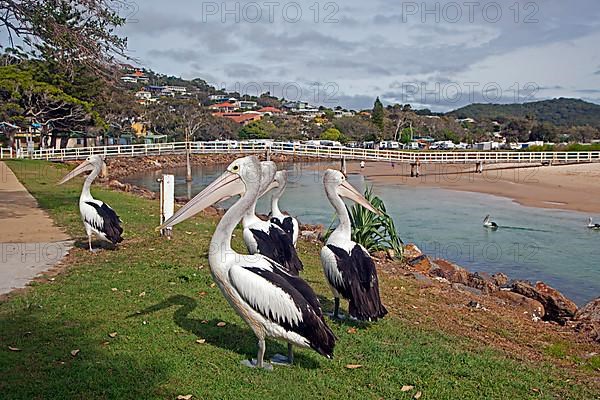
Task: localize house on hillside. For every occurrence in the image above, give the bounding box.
[258,106,283,115]
[238,100,258,109]
[210,101,238,113]
[213,112,262,126]
[209,94,230,102]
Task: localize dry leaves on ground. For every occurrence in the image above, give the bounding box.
[345,364,362,369]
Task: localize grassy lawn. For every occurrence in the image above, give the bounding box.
[1,159,598,400]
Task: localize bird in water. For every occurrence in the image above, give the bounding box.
[483,215,498,230]
[158,156,334,369]
[59,155,123,252]
[320,169,388,321]
[241,162,303,275]
[588,217,600,230]
[265,170,299,246]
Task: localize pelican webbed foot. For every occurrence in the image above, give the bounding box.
[240,359,273,371]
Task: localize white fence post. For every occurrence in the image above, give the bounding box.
[159,174,175,238]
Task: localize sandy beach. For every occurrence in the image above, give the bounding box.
[346,161,600,214]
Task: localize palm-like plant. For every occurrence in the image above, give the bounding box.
[325,186,404,259]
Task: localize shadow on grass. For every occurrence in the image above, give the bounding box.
[72,238,119,251]
[133,295,321,369]
[317,295,372,329]
[0,312,168,399]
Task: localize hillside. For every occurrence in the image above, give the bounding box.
[448,98,600,127]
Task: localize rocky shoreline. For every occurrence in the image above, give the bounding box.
[298,225,600,344]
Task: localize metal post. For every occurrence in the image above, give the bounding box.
[158,174,175,238]
[340,156,347,175]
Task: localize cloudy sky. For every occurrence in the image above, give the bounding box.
[117,0,600,111]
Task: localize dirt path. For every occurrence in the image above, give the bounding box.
[0,161,72,295]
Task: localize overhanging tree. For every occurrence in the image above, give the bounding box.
[1,0,129,76]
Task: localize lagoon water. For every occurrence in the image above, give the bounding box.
[123,162,600,305]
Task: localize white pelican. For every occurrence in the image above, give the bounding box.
[320,169,388,321]
[265,170,299,246]
[241,162,303,275]
[483,215,498,230]
[159,156,334,369]
[588,217,600,230]
[59,155,123,252]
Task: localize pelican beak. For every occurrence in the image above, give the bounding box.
[58,160,94,184]
[261,180,279,196]
[156,171,245,231]
[337,181,382,215]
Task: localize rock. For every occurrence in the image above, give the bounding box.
[410,272,433,287]
[575,297,600,321]
[407,254,433,274]
[467,272,499,294]
[430,259,470,285]
[403,243,423,259]
[511,280,577,324]
[491,273,509,287]
[372,251,387,260]
[493,290,545,321]
[386,249,396,259]
[452,283,482,296]
[301,230,320,241]
[573,297,600,343]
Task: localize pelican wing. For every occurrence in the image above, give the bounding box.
[270,216,297,243]
[325,244,388,321]
[84,201,123,244]
[249,224,303,275]
[229,265,335,357]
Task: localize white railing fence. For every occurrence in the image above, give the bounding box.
[2,141,600,164]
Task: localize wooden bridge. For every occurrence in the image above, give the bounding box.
[2,141,600,165]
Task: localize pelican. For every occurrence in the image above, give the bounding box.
[241,162,303,275]
[483,215,498,230]
[320,169,388,321]
[59,155,123,252]
[158,156,334,369]
[588,217,600,230]
[265,170,299,246]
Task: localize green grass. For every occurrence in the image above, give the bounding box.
[1,160,598,400]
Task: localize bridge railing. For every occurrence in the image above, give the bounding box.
[2,141,600,164]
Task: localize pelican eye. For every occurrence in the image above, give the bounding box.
[232,165,240,172]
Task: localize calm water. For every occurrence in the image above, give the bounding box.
[123,162,600,305]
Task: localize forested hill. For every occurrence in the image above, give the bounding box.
[448,98,600,127]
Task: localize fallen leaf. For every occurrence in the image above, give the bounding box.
[185,231,193,235]
[195,339,206,344]
[347,328,357,334]
[201,320,208,324]
[139,291,146,297]
[210,283,216,288]
[216,322,226,327]
[8,346,21,352]
[111,288,118,292]
[393,286,399,290]
[414,391,422,399]
[177,395,193,400]
[345,364,362,369]
[108,332,118,338]
[101,341,110,346]
[70,349,80,357]
[401,385,414,392]
[198,291,207,297]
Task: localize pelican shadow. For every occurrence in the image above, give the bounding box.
[130,294,320,369]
